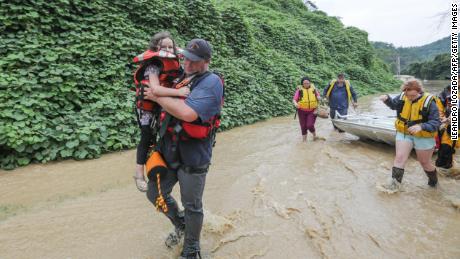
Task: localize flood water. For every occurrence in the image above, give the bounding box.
[0,80,459,258]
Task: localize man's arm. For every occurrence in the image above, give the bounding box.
[145,73,222,123]
[350,84,358,103]
[152,96,198,122]
[151,85,189,97]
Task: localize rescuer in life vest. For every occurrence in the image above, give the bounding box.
[435,85,460,171]
[379,80,441,191]
[143,39,224,259]
[323,73,358,132]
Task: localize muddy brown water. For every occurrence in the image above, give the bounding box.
[1,80,459,259]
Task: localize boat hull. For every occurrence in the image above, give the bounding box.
[332,115,396,145]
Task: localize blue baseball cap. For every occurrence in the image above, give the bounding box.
[182,39,212,61]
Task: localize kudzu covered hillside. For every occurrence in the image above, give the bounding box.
[0,0,400,169]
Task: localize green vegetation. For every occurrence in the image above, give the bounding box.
[402,53,450,80]
[0,0,400,169]
[372,36,450,73]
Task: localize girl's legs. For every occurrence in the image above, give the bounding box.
[135,125,152,192]
[135,111,154,192]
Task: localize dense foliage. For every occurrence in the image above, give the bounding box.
[0,0,400,169]
[372,36,450,73]
[402,53,450,80]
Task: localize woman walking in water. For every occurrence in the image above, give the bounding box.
[380,80,440,190]
[293,77,321,142]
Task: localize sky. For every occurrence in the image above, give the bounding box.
[313,0,453,47]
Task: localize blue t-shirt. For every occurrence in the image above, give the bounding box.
[161,73,223,167]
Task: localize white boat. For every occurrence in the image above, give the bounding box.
[332,112,396,145]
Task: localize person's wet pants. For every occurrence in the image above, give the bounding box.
[146,166,208,255]
[297,109,316,135]
[329,107,347,132]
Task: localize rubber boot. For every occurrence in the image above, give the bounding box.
[425,169,438,187]
[382,167,404,191]
[435,144,453,169]
[392,167,404,183]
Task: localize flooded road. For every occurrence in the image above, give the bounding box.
[0,80,459,258]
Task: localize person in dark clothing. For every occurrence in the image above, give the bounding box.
[435,85,459,169]
[144,39,223,259]
[323,73,358,132]
[379,80,440,191]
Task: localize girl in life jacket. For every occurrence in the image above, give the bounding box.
[133,31,188,192]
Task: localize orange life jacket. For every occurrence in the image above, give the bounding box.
[132,50,182,111]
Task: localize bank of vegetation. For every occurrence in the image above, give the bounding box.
[0,0,399,169]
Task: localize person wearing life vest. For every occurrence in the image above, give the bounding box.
[132,31,189,193]
[293,76,321,142]
[323,73,358,132]
[435,85,460,169]
[144,39,223,259]
[380,80,441,190]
